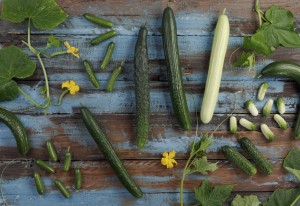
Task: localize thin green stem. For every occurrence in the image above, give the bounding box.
[180,153,195,206]
[17,87,48,109]
[45,51,68,59]
[51,90,68,106]
[291,194,300,206]
[27,20,31,45]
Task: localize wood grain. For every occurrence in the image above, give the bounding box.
[1,0,300,205]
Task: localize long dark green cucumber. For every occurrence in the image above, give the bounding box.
[239,137,273,175]
[90,30,117,46]
[106,63,123,92]
[100,42,115,70]
[80,106,143,198]
[221,146,257,176]
[83,13,114,28]
[134,26,150,149]
[260,61,300,138]
[162,7,191,131]
[83,60,101,88]
[0,107,30,155]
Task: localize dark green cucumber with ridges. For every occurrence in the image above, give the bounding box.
[90,30,117,46]
[0,107,30,155]
[83,13,114,28]
[260,61,300,139]
[221,146,257,176]
[106,63,123,92]
[80,106,143,198]
[239,137,273,175]
[162,7,191,131]
[134,26,150,149]
[100,42,115,70]
[83,60,101,88]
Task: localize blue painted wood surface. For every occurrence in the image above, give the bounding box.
[0,0,300,205]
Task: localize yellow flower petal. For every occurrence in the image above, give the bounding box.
[61,81,70,89]
[168,150,176,159]
[161,158,169,166]
[64,41,71,49]
[170,159,177,165]
[167,161,174,169]
[162,152,169,158]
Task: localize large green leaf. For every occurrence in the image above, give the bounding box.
[0,45,36,101]
[283,148,300,181]
[194,180,233,206]
[264,188,300,206]
[1,0,68,30]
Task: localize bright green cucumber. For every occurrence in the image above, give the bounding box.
[106,63,123,92]
[0,107,30,155]
[100,42,115,70]
[83,60,101,88]
[162,7,191,131]
[134,26,150,149]
[239,137,273,175]
[80,106,143,198]
[221,146,257,176]
[260,61,300,139]
[83,13,114,28]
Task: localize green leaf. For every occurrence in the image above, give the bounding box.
[194,179,233,206]
[0,45,36,101]
[48,35,63,47]
[232,51,255,69]
[231,194,261,206]
[264,188,300,206]
[192,133,213,155]
[0,81,19,101]
[260,6,300,48]
[283,148,300,181]
[188,156,218,175]
[1,0,68,30]
[243,32,272,56]
[264,5,294,29]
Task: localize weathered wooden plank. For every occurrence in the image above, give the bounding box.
[0,79,298,115]
[0,160,297,193]
[0,113,298,160]
[1,0,299,36]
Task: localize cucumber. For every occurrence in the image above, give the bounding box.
[0,107,30,155]
[80,106,143,198]
[260,61,300,139]
[162,7,191,131]
[83,13,114,28]
[83,60,101,88]
[201,9,230,124]
[106,63,123,92]
[221,146,257,176]
[100,42,115,70]
[33,172,45,195]
[134,26,150,148]
[239,137,273,175]
[90,30,117,46]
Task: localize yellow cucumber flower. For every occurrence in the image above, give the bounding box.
[62,80,80,94]
[161,150,177,169]
[64,41,80,58]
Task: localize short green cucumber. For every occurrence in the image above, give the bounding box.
[83,13,114,28]
[90,30,117,46]
[134,26,150,149]
[83,60,101,88]
[0,107,30,155]
[33,172,45,195]
[106,63,123,92]
[239,137,273,175]
[162,7,191,131]
[222,146,257,176]
[260,61,300,139]
[100,42,115,70]
[80,106,143,198]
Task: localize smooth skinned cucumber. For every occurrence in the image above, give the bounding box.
[0,107,30,155]
[162,7,191,131]
[134,26,150,148]
[80,106,143,198]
